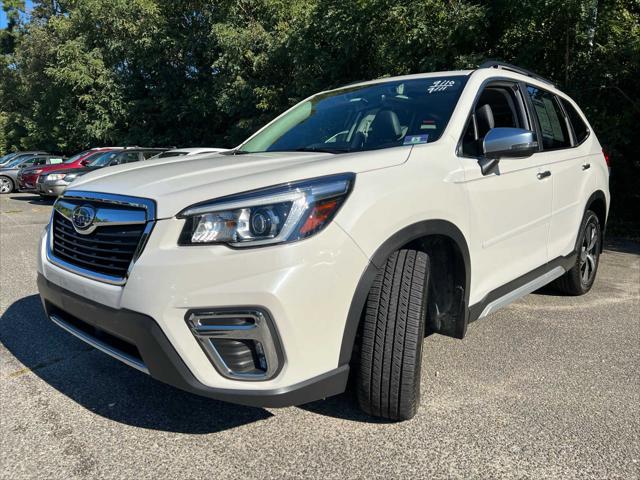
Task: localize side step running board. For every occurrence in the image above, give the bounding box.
[478,266,565,319]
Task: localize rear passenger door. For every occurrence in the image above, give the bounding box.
[525,86,590,260]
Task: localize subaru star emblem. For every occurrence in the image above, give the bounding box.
[71,204,96,230]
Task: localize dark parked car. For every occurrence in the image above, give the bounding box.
[37,148,168,196]
[0,154,65,194]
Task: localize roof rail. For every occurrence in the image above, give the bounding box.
[478,60,555,87]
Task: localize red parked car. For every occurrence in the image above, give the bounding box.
[18,147,120,192]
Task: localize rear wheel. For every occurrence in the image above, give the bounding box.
[356,249,430,421]
[0,176,14,194]
[554,210,601,295]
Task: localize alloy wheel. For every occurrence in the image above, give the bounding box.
[0,177,12,194]
[580,219,599,286]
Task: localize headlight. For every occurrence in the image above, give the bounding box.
[178,173,354,247]
[45,173,65,181]
[63,173,79,182]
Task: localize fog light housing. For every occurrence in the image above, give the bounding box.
[185,308,283,381]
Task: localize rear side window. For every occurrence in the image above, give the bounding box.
[143,151,162,159]
[157,151,188,158]
[560,98,589,144]
[111,152,140,165]
[527,86,571,150]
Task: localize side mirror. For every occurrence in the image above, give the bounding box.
[483,127,538,159]
[80,159,90,166]
[479,127,538,175]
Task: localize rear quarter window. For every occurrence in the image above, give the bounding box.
[560,98,590,144]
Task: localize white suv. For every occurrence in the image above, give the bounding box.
[37,62,609,420]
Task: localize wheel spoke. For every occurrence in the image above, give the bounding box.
[582,261,590,283]
[587,224,597,250]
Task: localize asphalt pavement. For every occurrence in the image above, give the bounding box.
[1,192,639,479]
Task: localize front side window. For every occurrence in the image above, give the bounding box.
[460,82,528,157]
[238,76,468,155]
[527,86,571,150]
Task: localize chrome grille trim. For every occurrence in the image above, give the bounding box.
[46,191,157,285]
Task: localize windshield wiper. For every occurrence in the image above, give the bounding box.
[294,146,351,154]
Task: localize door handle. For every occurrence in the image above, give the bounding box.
[537,171,551,180]
[582,163,591,170]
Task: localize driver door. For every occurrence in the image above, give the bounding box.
[457,81,553,303]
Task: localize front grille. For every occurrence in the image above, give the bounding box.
[52,210,145,278]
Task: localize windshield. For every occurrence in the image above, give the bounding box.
[64,150,90,163]
[0,153,18,164]
[238,76,467,154]
[4,155,34,168]
[87,151,118,167]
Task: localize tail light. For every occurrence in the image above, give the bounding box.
[602,148,611,167]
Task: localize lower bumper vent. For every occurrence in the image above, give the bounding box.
[185,309,283,381]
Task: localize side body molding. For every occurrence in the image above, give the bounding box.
[338,219,471,366]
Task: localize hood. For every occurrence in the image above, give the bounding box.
[43,166,97,176]
[67,148,412,218]
[34,162,80,174]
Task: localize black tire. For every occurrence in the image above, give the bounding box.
[356,249,430,421]
[554,210,602,295]
[0,175,14,194]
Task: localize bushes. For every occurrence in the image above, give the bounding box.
[1,0,638,229]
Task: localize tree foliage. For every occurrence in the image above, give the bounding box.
[1,0,638,228]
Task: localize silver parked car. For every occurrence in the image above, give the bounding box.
[0,154,65,194]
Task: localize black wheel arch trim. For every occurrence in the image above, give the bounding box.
[584,190,607,253]
[338,219,471,366]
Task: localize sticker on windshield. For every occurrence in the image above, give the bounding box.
[403,134,429,145]
[427,79,456,93]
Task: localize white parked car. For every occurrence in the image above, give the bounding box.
[37,62,609,420]
[148,147,228,159]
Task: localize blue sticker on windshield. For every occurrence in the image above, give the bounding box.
[403,134,429,145]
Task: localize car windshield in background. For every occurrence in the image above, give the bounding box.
[0,153,17,163]
[63,150,90,163]
[238,76,468,155]
[88,151,118,167]
[4,156,33,168]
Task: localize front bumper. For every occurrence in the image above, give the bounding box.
[38,274,348,407]
[18,175,37,190]
[37,180,68,196]
[38,218,368,406]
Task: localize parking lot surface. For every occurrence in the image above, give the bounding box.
[1,192,639,479]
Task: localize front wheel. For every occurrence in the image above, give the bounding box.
[0,176,14,194]
[356,249,430,421]
[554,210,602,295]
